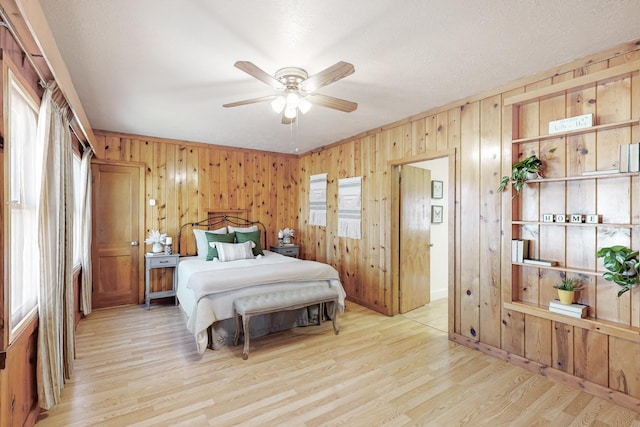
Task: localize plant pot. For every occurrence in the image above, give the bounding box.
[557,289,575,305]
[526,171,540,180]
[152,242,164,253]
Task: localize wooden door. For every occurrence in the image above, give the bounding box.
[91,163,143,308]
[399,165,431,313]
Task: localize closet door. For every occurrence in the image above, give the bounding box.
[91,162,143,308]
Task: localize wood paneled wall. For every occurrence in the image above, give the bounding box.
[91,39,640,406]
[93,131,300,293]
[296,39,640,407]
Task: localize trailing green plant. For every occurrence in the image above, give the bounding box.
[553,278,582,291]
[498,148,556,197]
[596,245,640,297]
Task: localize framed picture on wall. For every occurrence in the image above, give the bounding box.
[431,205,443,223]
[431,180,443,199]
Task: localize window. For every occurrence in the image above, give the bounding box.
[72,153,82,267]
[6,68,42,343]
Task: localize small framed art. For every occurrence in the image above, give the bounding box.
[431,205,443,223]
[431,180,443,199]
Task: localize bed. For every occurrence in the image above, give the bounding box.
[176,215,347,354]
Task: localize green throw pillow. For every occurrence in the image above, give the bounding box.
[235,230,263,256]
[205,232,235,260]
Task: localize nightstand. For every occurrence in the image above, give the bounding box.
[144,253,180,309]
[270,244,300,258]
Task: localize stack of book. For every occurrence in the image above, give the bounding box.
[522,259,558,267]
[619,142,640,173]
[549,300,588,318]
[511,240,529,263]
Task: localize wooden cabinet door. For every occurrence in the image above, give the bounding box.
[399,165,431,313]
[91,163,143,308]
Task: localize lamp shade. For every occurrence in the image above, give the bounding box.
[284,105,297,119]
[271,96,286,113]
[298,99,311,114]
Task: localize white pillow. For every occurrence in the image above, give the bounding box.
[194,227,227,258]
[213,241,255,262]
[228,225,258,233]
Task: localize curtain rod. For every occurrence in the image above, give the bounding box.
[0,8,48,87]
[0,7,91,153]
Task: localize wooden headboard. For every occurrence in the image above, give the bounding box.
[176,214,267,256]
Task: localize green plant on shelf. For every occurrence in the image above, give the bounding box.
[498,147,556,198]
[596,245,640,297]
[553,278,582,291]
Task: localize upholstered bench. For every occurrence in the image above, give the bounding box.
[233,285,340,360]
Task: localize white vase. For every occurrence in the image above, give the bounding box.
[152,242,163,253]
[283,236,292,244]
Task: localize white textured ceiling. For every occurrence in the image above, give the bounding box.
[40,0,640,154]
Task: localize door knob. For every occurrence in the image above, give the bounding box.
[131,241,139,246]
[428,243,434,247]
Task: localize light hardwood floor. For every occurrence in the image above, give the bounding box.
[36,300,639,426]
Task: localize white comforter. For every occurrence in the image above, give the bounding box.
[177,251,346,354]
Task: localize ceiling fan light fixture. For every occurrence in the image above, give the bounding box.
[298,98,311,114]
[271,96,286,113]
[285,91,299,108]
[284,105,297,119]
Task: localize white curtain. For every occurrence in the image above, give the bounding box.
[80,149,93,315]
[36,85,74,410]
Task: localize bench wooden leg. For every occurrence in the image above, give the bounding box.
[330,299,339,335]
[233,311,241,346]
[242,314,251,360]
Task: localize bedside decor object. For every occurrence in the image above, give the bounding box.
[431,180,443,199]
[596,245,640,297]
[165,236,173,254]
[279,228,295,245]
[145,229,167,253]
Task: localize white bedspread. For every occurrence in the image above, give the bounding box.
[177,251,346,354]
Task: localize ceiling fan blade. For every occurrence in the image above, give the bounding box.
[307,93,358,112]
[281,114,296,125]
[223,95,277,108]
[300,61,355,92]
[234,61,284,90]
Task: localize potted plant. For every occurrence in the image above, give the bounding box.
[553,278,582,304]
[596,245,640,297]
[498,148,556,197]
[145,229,167,253]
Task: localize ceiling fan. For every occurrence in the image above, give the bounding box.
[223,61,357,124]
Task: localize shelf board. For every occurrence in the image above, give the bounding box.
[512,221,637,228]
[512,118,639,144]
[523,171,640,183]
[504,301,640,344]
[512,262,601,276]
[504,59,640,106]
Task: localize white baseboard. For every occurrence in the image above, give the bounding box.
[430,289,448,301]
